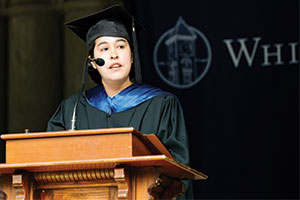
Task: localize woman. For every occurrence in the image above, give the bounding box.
[47,5,193,199]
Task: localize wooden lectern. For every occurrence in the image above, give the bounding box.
[0,127,207,199]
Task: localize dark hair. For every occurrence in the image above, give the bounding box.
[87,40,136,85]
[87,43,102,85]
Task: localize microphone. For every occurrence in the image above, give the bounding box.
[69,57,104,130]
[89,58,105,66]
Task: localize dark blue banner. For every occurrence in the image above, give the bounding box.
[125,0,299,199]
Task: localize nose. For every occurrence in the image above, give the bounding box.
[110,49,118,59]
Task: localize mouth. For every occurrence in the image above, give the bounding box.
[109,63,121,69]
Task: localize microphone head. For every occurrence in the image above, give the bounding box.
[94,58,105,66]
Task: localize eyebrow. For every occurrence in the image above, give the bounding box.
[97,41,108,47]
[97,39,127,47]
[116,39,126,43]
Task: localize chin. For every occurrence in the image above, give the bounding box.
[108,77,129,83]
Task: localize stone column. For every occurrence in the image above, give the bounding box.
[7,3,63,132]
[5,0,123,133]
[0,3,7,163]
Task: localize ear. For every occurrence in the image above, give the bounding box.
[88,55,97,69]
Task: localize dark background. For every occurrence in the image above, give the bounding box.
[124,0,299,199]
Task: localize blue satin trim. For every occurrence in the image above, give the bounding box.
[85,84,169,114]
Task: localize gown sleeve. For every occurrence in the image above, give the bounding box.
[47,93,80,131]
[47,100,67,131]
[156,95,190,166]
[156,95,194,199]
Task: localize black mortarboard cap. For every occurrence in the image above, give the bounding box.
[65,5,143,83]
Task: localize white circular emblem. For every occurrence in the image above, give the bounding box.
[153,17,212,89]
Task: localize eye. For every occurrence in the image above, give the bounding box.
[117,44,125,49]
[100,47,109,52]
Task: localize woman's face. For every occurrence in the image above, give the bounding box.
[91,36,133,85]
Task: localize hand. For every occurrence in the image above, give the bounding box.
[148,174,185,200]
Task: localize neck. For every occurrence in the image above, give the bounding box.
[102,79,133,98]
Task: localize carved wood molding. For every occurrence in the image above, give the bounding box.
[12,174,25,200]
[33,168,129,199]
[114,168,129,199]
[0,190,7,200]
[34,168,114,184]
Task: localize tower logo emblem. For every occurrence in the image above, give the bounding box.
[153,17,212,89]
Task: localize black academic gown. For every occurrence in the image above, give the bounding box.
[47,92,193,199]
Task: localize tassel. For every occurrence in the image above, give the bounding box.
[131,17,143,83]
